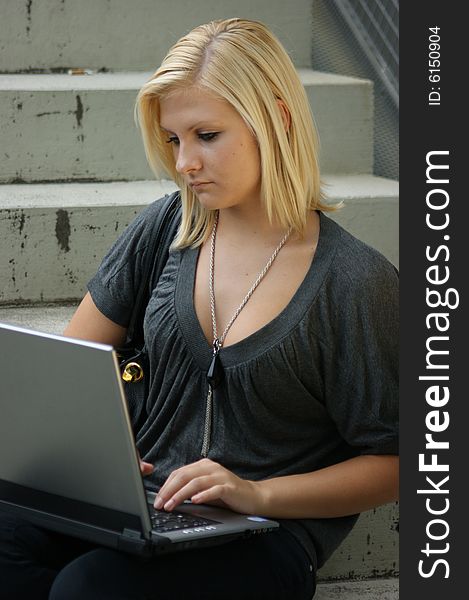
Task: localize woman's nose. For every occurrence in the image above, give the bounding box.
[175,143,202,174]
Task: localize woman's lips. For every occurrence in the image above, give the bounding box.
[190,181,212,190]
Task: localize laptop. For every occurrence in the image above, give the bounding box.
[0,322,278,557]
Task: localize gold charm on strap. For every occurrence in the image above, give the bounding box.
[122,362,144,383]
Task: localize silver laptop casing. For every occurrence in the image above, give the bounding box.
[0,323,278,555]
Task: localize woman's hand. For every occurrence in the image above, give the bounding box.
[154,458,262,515]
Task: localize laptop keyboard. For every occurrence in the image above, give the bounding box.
[150,508,221,533]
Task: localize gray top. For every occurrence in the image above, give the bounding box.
[88,196,399,569]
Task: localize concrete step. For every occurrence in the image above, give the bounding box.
[0,70,373,183]
[0,179,175,304]
[0,175,397,305]
[1,0,313,73]
[318,503,398,581]
[315,578,398,599]
[0,304,77,335]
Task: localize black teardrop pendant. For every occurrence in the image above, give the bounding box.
[207,348,223,389]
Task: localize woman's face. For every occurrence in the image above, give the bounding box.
[159,87,262,211]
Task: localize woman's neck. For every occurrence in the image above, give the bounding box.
[216,202,292,248]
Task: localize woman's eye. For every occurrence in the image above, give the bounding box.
[198,132,219,142]
[166,136,180,145]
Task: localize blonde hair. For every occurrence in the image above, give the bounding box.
[136,18,333,248]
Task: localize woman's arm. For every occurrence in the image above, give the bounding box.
[254,454,399,518]
[153,454,399,518]
[63,292,127,347]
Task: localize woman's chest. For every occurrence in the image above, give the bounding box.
[193,238,316,348]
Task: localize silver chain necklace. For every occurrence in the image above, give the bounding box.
[201,210,292,457]
[209,210,293,349]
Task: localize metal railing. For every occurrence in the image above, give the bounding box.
[331,0,399,109]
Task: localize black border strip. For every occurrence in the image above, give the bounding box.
[400,4,465,597]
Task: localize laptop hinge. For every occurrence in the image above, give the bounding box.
[118,527,151,556]
[122,527,144,540]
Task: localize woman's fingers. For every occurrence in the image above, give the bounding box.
[160,475,217,511]
[140,460,154,476]
[154,459,225,509]
[137,450,154,477]
[191,484,227,505]
[153,459,261,515]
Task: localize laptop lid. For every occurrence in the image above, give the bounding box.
[0,322,278,555]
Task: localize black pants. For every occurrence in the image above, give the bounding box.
[0,513,316,600]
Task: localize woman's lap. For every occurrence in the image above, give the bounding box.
[0,512,96,600]
[0,512,316,600]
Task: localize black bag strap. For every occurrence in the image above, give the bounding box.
[126,191,181,346]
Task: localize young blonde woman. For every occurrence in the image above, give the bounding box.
[0,18,398,600]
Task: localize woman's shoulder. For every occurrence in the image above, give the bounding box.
[317,213,398,307]
[320,213,397,278]
[302,214,398,354]
[110,190,181,256]
[135,190,181,229]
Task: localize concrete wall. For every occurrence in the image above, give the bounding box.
[1,0,312,72]
[0,175,398,304]
[0,71,373,183]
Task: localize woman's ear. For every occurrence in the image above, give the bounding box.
[276,98,291,132]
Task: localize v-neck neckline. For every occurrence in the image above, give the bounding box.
[175,212,340,371]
